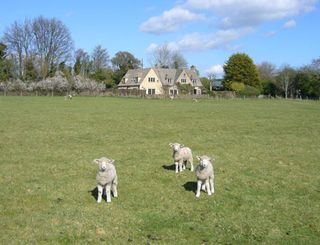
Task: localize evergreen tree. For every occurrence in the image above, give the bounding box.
[111,51,141,84]
[0,43,13,81]
[223,53,261,90]
[73,56,81,75]
[24,57,37,81]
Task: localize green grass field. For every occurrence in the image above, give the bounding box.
[0,96,319,244]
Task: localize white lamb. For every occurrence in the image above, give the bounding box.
[93,157,118,203]
[195,155,215,198]
[169,143,194,173]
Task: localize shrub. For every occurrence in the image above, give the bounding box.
[238,85,261,97]
[230,82,245,92]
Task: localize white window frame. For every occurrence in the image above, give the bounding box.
[147,88,156,95]
[148,77,155,82]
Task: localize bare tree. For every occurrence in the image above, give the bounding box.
[151,44,171,68]
[74,49,91,76]
[257,62,276,82]
[32,16,74,78]
[171,51,188,69]
[92,45,109,72]
[150,43,188,69]
[277,65,295,99]
[2,20,33,78]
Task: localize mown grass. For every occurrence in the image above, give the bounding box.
[0,96,319,244]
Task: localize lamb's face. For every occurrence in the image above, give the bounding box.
[94,157,114,172]
[170,143,183,152]
[197,156,212,168]
[99,160,108,172]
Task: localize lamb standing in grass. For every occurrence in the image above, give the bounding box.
[169,143,194,173]
[195,155,214,198]
[93,157,118,203]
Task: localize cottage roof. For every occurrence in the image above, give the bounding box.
[184,69,203,87]
[118,67,203,87]
[118,68,151,87]
[153,68,181,86]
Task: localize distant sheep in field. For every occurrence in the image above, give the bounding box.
[64,94,73,100]
[195,155,214,198]
[93,157,118,203]
[169,143,194,173]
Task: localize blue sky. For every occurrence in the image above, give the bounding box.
[1,0,319,77]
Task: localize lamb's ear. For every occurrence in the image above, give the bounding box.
[196,155,201,161]
[93,159,100,164]
[180,144,185,148]
[169,143,173,147]
[108,159,115,164]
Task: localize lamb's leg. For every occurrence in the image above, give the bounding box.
[201,183,206,191]
[182,161,186,170]
[175,162,179,173]
[97,185,103,203]
[189,158,194,172]
[106,184,111,203]
[179,161,183,172]
[196,180,202,198]
[210,177,214,194]
[112,183,118,198]
[206,180,212,195]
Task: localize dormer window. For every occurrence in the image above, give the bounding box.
[181,79,186,83]
[148,77,155,82]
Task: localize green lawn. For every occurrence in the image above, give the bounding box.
[0,96,319,244]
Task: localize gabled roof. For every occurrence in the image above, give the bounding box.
[118,68,151,87]
[153,68,181,86]
[183,69,203,87]
[118,67,203,87]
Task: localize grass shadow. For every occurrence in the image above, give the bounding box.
[89,187,106,201]
[162,163,176,171]
[183,181,197,194]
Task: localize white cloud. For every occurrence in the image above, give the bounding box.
[172,28,253,52]
[264,19,297,38]
[265,31,277,37]
[283,19,296,29]
[146,43,158,53]
[146,42,179,53]
[205,64,224,77]
[186,0,317,28]
[142,0,317,52]
[140,7,204,34]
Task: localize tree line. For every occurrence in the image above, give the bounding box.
[0,16,190,94]
[1,16,319,99]
[201,53,320,99]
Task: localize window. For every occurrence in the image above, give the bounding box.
[133,77,139,83]
[147,89,155,95]
[170,89,178,95]
[181,79,186,83]
[167,78,172,83]
[192,79,196,84]
[148,77,155,82]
